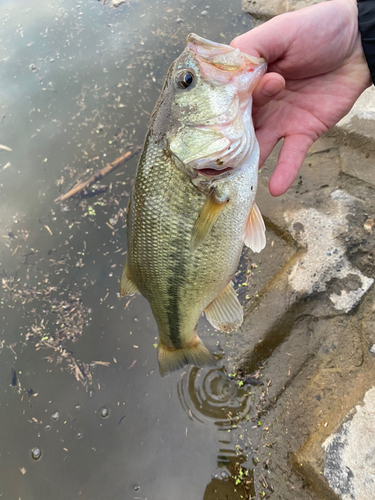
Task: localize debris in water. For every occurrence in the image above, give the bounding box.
[364,218,375,233]
[11,366,17,386]
[55,147,140,202]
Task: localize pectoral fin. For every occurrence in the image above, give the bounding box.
[120,261,140,297]
[191,190,227,252]
[204,281,243,332]
[244,202,266,253]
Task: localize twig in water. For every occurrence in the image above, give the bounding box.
[55,147,140,202]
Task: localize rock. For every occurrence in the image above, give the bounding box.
[323,387,375,500]
[337,87,375,143]
[242,0,325,19]
[285,190,374,313]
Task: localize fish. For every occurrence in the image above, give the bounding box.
[120,34,267,376]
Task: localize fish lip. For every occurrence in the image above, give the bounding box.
[186,33,235,53]
[196,166,233,177]
[185,32,267,69]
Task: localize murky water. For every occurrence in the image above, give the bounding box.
[0,1,263,498]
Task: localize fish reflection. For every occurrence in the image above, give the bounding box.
[177,366,252,428]
[203,454,255,500]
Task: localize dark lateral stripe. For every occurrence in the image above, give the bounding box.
[166,238,186,348]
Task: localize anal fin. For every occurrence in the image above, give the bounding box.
[190,190,227,252]
[244,202,266,253]
[120,261,140,297]
[204,281,243,332]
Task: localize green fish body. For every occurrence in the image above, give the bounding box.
[121,34,267,375]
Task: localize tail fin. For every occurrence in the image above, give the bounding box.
[158,335,216,377]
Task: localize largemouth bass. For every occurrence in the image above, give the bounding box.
[120,34,267,376]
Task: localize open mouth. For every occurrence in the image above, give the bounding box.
[197,166,233,177]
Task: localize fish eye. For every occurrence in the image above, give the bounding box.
[176,70,195,89]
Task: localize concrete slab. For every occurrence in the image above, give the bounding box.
[285,190,374,313]
[323,387,375,500]
[230,185,373,374]
[340,145,375,188]
[227,133,375,499]
[236,2,375,496]
[337,88,375,143]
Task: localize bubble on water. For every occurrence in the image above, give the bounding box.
[45,424,51,432]
[75,404,81,412]
[31,447,42,460]
[51,411,60,421]
[100,407,109,418]
[29,63,37,72]
[133,317,139,322]
[77,432,83,439]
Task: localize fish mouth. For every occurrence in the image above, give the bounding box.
[186,33,266,71]
[186,33,235,56]
[195,166,233,178]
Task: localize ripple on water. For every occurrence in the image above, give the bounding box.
[177,367,252,428]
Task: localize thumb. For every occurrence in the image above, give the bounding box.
[252,72,285,108]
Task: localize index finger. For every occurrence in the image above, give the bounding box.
[230,15,293,63]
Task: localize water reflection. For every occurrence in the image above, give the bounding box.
[178,366,252,428]
[203,460,255,500]
[177,367,257,498]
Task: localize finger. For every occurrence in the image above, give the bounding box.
[230,16,293,63]
[268,134,314,196]
[255,127,280,168]
[253,73,285,108]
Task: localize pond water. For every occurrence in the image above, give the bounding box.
[0,1,264,498]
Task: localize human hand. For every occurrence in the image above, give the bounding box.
[231,0,371,196]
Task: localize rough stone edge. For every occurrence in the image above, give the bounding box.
[293,360,375,499]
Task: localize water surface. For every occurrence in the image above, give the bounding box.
[0,1,262,498]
